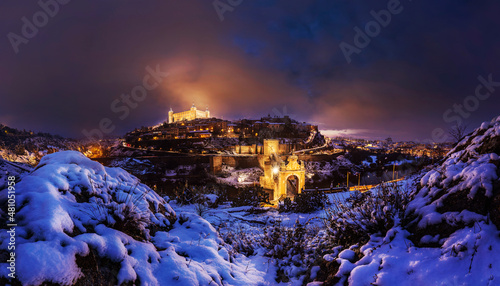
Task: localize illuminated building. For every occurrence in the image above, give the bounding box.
[168,104,210,123]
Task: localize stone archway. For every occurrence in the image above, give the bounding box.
[286,175,299,198]
[275,156,306,201]
[259,144,306,201]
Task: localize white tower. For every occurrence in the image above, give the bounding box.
[168,107,174,123]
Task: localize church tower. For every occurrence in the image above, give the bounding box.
[168,107,174,123]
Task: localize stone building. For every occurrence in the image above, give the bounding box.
[168,104,210,123]
[259,139,305,201]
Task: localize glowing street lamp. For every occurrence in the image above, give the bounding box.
[272,166,279,175]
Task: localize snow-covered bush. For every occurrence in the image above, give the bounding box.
[404,115,500,246]
[278,189,329,213]
[171,184,227,208]
[306,115,500,286]
[278,197,295,213]
[172,183,205,205]
[260,220,327,283]
[0,151,267,286]
[301,185,411,285]
[262,220,306,260]
[81,177,156,241]
[230,186,269,207]
[220,224,259,256]
[324,184,411,247]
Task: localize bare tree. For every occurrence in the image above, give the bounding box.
[449,123,468,143]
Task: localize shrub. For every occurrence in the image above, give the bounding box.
[262,220,306,260]
[194,203,208,218]
[261,220,317,283]
[231,186,269,207]
[172,183,204,205]
[83,181,153,241]
[278,197,295,213]
[323,183,411,247]
[171,183,228,207]
[299,184,411,285]
[278,190,329,213]
[208,187,228,208]
[220,225,258,256]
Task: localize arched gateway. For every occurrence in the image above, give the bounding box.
[259,141,306,202]
[286,175,299,198]
[275,156,305,201]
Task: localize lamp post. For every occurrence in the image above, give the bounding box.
[346,172,350,189]
[392,163,396,181]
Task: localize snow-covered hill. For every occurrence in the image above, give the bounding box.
[0,123,124,165]
[406,116,500,244]
[0,151,265,286]
[309,116,500,285]
[0,159,32,190]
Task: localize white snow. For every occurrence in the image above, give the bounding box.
[0,151,268,286]
[1,113,499,286]
[216,166,263,186]
[332,223,500,286]
[307,115,500,285]
[408,116,500,230]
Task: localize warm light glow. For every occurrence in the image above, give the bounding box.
[272,166,279,175]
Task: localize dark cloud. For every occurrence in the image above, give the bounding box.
[0,0,499,141]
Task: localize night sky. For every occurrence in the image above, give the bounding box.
[1,0,499,141]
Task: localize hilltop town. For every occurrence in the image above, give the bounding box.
[0,106,453,201]
[121,105,451,157]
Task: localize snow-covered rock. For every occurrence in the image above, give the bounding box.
[406,115,500,243]
[0,151,264,286]
[0,159,32,190]
[310,115,500,285]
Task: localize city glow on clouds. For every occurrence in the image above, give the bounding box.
[0,1,499,140]
[321,129,373,139]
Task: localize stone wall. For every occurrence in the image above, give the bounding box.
[210,155,260,174]
[210,156,222,174]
